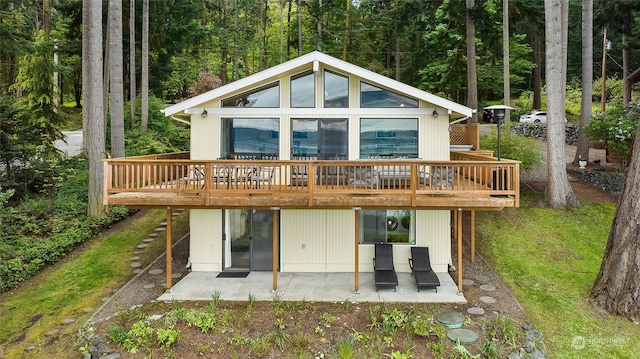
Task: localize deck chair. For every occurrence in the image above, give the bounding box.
[409,247,440,292]
[373,243,398,292]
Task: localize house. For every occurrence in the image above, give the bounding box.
[103,51,519,295]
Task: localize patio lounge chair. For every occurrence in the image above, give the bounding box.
[408,247,440,292]
[373,243,398,292]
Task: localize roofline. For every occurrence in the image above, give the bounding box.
[163,51,472,118]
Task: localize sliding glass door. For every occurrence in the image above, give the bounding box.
[225,210,277,271]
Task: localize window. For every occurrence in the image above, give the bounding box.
[324,70,348,108]
[291,71,315,108]
[360,82,418,108]
[359,210,416,244]
[221,118,279,159]
[222,82,280,108]
[291,119,348,159]
[360,118,418,159]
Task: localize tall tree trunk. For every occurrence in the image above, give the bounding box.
[395,38,400,81]
[466,0,478,123]
[83,0,106,216]
[503,0,510,122]
[317,0,322,51]
[574,0,592,164]
[533,30,542,110]
[109,0,125,158]
[622,33,631,104]
[103,12,110,131]
[43,0,51,39]
[592,123,640,322]
[130,0,136,127]
[543,0,577,209]
[141,0,149,132]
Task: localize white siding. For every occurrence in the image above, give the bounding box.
[280,210,327,272]
[190,114,220,160]
[189,209,222,271]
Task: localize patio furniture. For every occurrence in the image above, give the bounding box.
[373,243,398,292]
[408,247,440,292]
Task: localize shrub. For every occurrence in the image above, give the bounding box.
[584,98,638,164]
[480,126,544,170]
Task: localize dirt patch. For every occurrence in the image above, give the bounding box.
[523,177,618,204]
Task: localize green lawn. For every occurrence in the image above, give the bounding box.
[477,192,640,358]
[0,209,189,358]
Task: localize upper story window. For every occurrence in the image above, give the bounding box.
[222,82,280,108]
[220,118,279,159]
[290,71,315,108]
[324,70,348,108]
[360,82,418,108]
[360,118,418,159]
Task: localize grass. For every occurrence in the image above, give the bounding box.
[0,209,189,358]
[477,191,640,358]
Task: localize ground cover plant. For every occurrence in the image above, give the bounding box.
[477,189,640,358]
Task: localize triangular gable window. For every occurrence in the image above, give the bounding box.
[360,82,418,108]
[222,82,280,108]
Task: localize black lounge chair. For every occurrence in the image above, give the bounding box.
[373,243,398,292]
[409,247,440,292]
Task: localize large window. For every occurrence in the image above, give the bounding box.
[290,71,315,108]
[324,70,349,108]
[359,210,416,244]
[222,82,280,108]
[360,82,418,108]
[292,119,348,160]
[360,118,418,159]
[221,118,279,159]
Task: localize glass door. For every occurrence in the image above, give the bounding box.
[225,209,276,271]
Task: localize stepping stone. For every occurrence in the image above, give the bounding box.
[133,251,142,254]
[436,312,465,329]
[143,284,156,289]
[148,269,163,275]
[467,307,485,315]
[46,329,60,336]
[130,262,142,268]
[154,227,166,232]
[480,284,496,291]
[474,275,491,283]
[447,328,479,345]
[172,273,182,279]
[130,256,140,261]
[83,307,94,313]
[462,279,476,286]
[479,296,496,304]
[63,318,76,325]
[142,238,155,243]
[133,269,143,274]
[160,221,167,226]
[149,233,159,237]
[137,243,149,249]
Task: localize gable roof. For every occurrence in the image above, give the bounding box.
[163,51,472,118]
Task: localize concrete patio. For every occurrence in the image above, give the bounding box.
[158,271,466,303]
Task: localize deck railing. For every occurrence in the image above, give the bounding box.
[104,153,519,207]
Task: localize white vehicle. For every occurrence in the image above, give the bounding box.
[519,111,567,123]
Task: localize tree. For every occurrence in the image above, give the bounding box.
[130,0,136,127]
[140,0,148,131]
[109,0,125,158]
[591,113,640,322]
[543,0,577,209]
[574,0,593,165]
[83,0,105,216]
[466,0,478,123]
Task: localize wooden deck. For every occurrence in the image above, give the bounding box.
[103,152,519,210]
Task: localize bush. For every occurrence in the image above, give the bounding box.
[480,127,544,171]
[584,98,638,163]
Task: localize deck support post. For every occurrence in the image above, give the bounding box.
[272,207,280,292]
[470,210,476,263]
[457,208,463,294]
[166,207,173,290]
[353,207,361,293]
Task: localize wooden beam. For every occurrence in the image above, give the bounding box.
[272,208,279,291]
[354,208,360,293]
[470,210,476,263]
[166,207,173,290]
[457,208,463,294]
